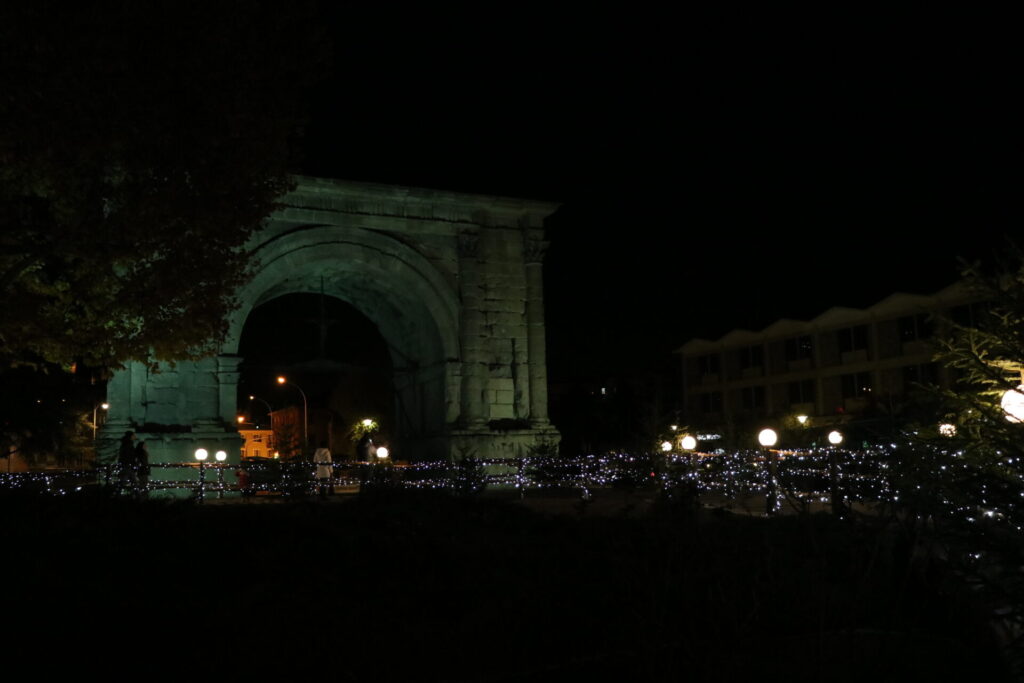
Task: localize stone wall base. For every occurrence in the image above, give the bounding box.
[446,427,561,461]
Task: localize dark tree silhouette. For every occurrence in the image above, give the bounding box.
[0,2,326,371]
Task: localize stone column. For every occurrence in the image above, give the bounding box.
[216,355,242,425]
[457,231,489,429]
[525,238,550,426]
[511,336,530,420]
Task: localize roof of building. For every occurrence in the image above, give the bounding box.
[676,281,974,355]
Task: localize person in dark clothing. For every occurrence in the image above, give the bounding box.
[357,433,374,462]
[134,439,150,499]
[117,431,137,493]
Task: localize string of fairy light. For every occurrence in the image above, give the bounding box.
[2,448,1021,530]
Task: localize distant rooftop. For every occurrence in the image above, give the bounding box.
[677,281,975,355]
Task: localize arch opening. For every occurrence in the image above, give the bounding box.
[237,292,395,460]
[226,244,456,462]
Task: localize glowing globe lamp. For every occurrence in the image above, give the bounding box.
[758,428,778,447]
[827,430,844,446]
[1001,384,1024,423]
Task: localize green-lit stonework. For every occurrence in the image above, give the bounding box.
[102,177,560,484]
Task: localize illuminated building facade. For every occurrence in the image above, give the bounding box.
[677,282,982,436]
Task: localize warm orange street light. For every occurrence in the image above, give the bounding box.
[275,375,308,454]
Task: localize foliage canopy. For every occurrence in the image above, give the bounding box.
[0,3,325,372]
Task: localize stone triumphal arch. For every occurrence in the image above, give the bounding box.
[103,177,560,466]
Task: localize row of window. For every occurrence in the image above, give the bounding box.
[694,363,938,413]
[695,313,948,375]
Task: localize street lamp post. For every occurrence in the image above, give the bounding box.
[680,435,699,512]
[91,402,109,441]
[195,448,209,504]
[249,395,275,428]
[277,376,308,457]
[215,450,227,499]
[758,428,779,516]
[827,430,844,517]
[88,402,109,468]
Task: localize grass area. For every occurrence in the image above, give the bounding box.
[1,487,1010,681]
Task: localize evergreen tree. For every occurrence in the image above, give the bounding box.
[929,252,1024,522]
[891,252,1024,674]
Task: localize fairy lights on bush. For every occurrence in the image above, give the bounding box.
[2,447,1020,532]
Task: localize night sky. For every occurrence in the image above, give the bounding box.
[293,7,1015,382]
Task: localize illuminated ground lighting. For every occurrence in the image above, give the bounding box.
[757,428,778,447]
[828,430,844,445]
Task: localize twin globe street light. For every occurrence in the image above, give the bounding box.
[194,447,227,502]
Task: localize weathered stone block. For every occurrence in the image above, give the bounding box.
[488,403,514,419]
[488,364,512,379]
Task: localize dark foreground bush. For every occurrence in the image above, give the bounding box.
[0,487,1010,681]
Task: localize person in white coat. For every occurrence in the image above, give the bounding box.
[313,440,333,497]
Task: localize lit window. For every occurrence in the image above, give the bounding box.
[784,336,813,362]
[841,372,872,398]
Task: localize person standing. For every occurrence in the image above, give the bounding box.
[134,439,150,500]
[117,431,137,493]
[357,433,374,462]
[313,440,332,497]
